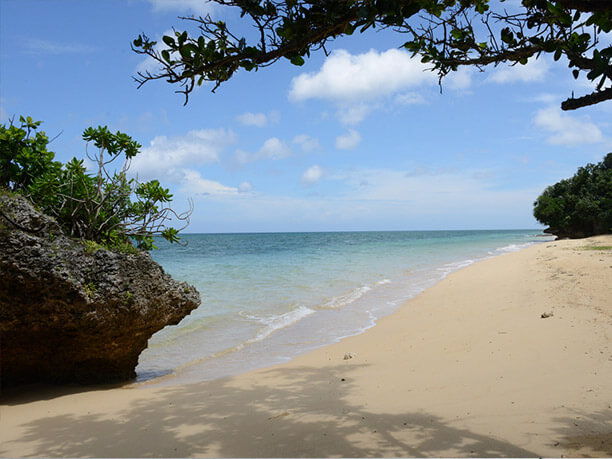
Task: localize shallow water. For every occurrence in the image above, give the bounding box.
[137,230,550,386]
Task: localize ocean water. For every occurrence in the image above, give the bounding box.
[136,230,550,386]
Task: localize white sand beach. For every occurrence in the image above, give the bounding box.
[1,235,611,457]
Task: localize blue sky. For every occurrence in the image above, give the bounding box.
[1,0,610,233]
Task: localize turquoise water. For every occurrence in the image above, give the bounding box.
[137,230,550,385]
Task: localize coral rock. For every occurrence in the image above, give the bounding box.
[0,193,200,387]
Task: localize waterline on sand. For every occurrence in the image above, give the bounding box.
[136,230,550,386]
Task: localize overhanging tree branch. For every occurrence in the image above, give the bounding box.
[132,0,612,110]
[561,86,612,110]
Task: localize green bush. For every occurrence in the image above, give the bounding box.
[0,116,191,250]
[533,153,612,238]
[0,116,61,191]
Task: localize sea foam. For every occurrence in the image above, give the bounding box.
[245,306,316,345]
[320,279,391,309]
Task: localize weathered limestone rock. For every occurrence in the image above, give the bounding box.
[0,193,200,387]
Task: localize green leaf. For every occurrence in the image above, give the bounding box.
[290,55,305,66]
[162,35,175,47]
[475,2,489,14]
[179,44,193,59]
[500,28,514,44]
[450,29,464,40]
[241,60,256,71]
[546,1,562,16]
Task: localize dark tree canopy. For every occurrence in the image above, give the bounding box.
[132,0,612,110]
[533,153,612,238]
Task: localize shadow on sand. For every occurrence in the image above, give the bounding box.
[0,362,556,457]
[553,408,612,457]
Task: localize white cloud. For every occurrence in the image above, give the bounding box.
[236,111,280,127]
[147,0,216,15]
[335,129,361,150]
[446,66,474,90]
[534,106,604,145]
[302,165,324,185]
[238,181,254,193]
[131,128,237,180]
[185,163,543,231]
[236,112,267,127]
[267,110,281,124]
[288,48,477,125]
[258,137,291,159]
[488,57,549,84]
[232,150,251,166]
[343,168,484,201]
[23,39,96,55]
[292,134,321,152]
[208,166,541,231]
[525,93,560,104]
[395,92,427,105]
[233,137,292,165]
[335,167,541,227]
[128,126,242,196]
[289,49,435,103]
[181,170,238,196]
[336,103,375,125]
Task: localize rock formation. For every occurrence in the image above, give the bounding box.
[0,193,200,387]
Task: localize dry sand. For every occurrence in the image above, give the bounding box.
[1,235,611,457]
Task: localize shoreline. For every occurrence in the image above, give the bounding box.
[139,231,547,387]
[1,235,611,457]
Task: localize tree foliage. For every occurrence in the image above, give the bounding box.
[0,116,60,192]
[533,152,612,238]
[132,0,612,110]
[0,117,191,251]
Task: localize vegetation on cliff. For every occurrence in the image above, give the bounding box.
[533,153,612,238]
[0,116,191,251]
[0,117,200,386]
